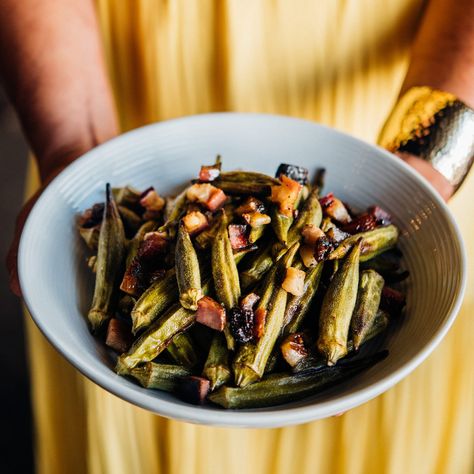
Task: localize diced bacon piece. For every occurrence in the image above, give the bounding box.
[228,224,250,250]
[196,296,226,331]
[120,258,145,296]
[186,183,227,211]
[314,236,334,262]
[280,333,309,367]
[240,293,260,311]
[242,211,271,227]
[140,187,165,216]
[299,244,318,268]
[381,286,406,316]
[302,224,325,245]
[253,307,267,339]
[341,213,377,234]
[282,267,306,296]
[140,231,168,259]
[105,318,133,353]
[235,196,266,215]
[199,165,221,182]
[182,211,209,236]
[270,175,302,217]
[326,226,351,243]
[321,194,352,224]
[78,202,104,228]
[177,376,210,405]
[368,205,392,225]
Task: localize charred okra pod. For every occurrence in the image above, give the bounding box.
[118,205,142,234]
[212,215,241,350]
[131,269,179,334]
[79,226,100,251]
[317,239,362,365]
[126,362,191,391]
[166,332,199,369]
[175,223,203,310]
[161,188,189,238]
[294,310,389,373]
[210,350,387,408]
[328,225,399,262]
[88,184,126,334]
[233,243,299,387]
[350,270,385,350]
[112,186,142,211]
[116,304,195,372]
[214,171,279,195]
[202,332,232,391]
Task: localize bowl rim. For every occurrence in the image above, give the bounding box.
[19,112,467,427]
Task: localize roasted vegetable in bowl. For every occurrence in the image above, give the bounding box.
[77,158,407,409]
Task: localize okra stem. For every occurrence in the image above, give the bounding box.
[203,332,232,390]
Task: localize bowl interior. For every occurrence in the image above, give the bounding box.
[19,113,465,427]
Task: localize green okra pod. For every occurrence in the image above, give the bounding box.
[328,225,399,262]
[116,304,196,372]
[282,260,324,335]
[118,205,143,234]
[317,239,362,365]
[203,332,232,391]
[88,184,126,334]
[350,270,385,350]
[214,171,280,195]
[79,226,100,251]
[131,268,179,334]
[212,215,241,350]
[161,188,189,238]
[210,350,387,408]
[166,332,199,369]
[112,185,142,211]
[126,362,191,391]
[233,243,300,387]
[175,223,203,310]
[286,187,323,248]
[239,241,274,290]
[271,206,293,245]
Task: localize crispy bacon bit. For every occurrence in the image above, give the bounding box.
[230,306,255,343]
[235,196,266,215]
[196,296,226,331]
[78,202,104,228]
[381,286,406,316]
[320,193,352,224]
[182,211,209,236]
[228,224,250,250]
[140,232,168,259]
[368,205,392,225]
[280,333,309,367]
[140,187,165,219]
[199,165,221,182]
[177,376,210,405]
[300,244,318,268]
[105,318,133,353]
[314,236,334,262]
[254,307,267,339]
[302,224,325,245]
[326,226,351,244]
[242,211,271,227]
[282,267,306,296]
[186,183,227,211]
[270,175,302,217]
[341,213,377,234]
[240,293,260,311]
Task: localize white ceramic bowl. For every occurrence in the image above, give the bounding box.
[19,113,466,428]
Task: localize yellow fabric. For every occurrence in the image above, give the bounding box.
[25,1,474,473]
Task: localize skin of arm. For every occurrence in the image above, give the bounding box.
[397,0,474,201]
[2,0,473,295]
[0,0,118,295]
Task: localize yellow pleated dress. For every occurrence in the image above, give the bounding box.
[24,1,474,473]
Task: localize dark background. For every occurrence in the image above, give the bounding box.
[0,86,34,473]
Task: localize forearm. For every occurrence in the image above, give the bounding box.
[0,0,118,182]
[402,0,474,107]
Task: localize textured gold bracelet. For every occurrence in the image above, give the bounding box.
[378,86,474,190]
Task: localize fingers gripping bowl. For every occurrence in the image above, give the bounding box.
[19,113,466,427]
